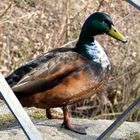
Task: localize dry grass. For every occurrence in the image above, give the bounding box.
[0,0,140,129]
[129,131,140,140]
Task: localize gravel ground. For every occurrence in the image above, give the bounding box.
[0,119,140,140]
[1,100,140,140]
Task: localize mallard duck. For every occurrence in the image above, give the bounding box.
[6,12,127,135]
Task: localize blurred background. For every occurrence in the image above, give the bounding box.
[0,0,140,129]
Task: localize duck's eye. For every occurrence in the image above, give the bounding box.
[99,19,106,24]
[101,20,105,24]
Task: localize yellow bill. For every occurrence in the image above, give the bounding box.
[107,25,127,43]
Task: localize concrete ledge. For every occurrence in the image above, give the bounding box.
[0,119,140,140]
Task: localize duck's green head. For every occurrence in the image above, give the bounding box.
[79,12,127,43]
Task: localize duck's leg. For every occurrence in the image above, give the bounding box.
[46,109,52,119]
[46,109,63,119]
[61,106,87,135]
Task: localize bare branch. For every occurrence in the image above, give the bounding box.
[0,2,12,18]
